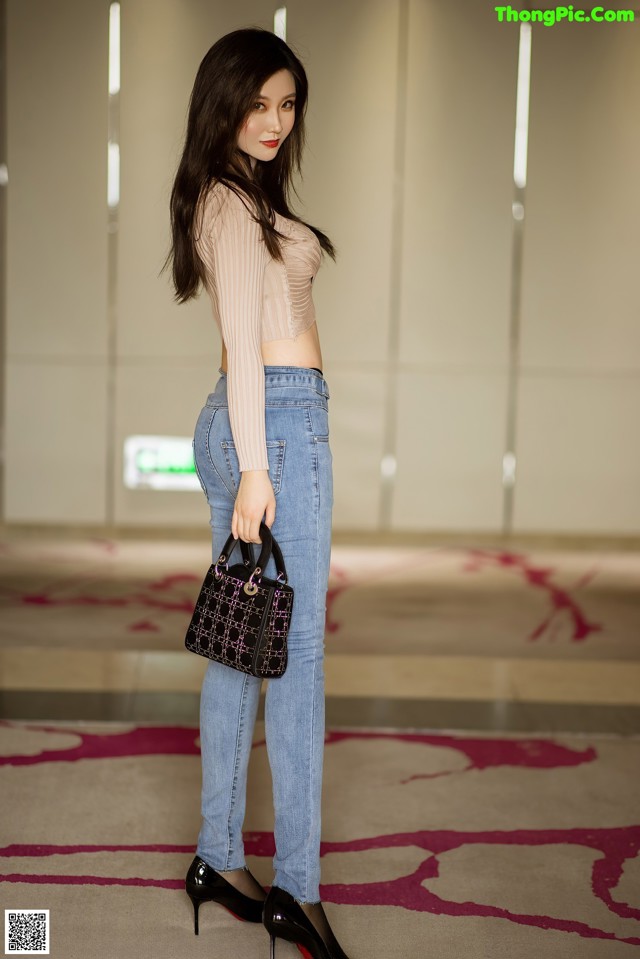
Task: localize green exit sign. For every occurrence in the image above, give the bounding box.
[123,436,200,491]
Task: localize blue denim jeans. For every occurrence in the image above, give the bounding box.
[192,365,333,904]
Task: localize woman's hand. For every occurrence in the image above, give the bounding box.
[232,470,276,543]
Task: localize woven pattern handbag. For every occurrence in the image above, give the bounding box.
[184,521,293,678]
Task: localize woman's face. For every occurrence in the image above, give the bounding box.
[237,69,296,167]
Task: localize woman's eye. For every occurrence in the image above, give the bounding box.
[283,100,295,109]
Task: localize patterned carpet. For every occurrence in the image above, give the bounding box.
[1,536,639,956]
[1,719,639,957]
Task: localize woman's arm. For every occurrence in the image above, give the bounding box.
[202,184,275,542]
[207,184,270,472]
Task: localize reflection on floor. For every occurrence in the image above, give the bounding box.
[1,535,639,730]
[0,534,639,957]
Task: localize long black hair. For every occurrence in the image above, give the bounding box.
[166,27,336,303]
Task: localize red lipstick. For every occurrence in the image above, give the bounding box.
[261,140,280,148]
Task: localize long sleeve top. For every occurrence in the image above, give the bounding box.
[195,181,323,471]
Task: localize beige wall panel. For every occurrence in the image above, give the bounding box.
[399,0,516,369]
[6,0,108,358]
[285,0,398,366]
[522,24,640,371]
[113,363,218,527]
[4,362,107,524]
[514,376,640,534]
[393,371,506,531]
[324,370,387,531]
[117,0,280,360]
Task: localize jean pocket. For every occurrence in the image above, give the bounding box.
[219,439,286,496]
[308,406,330,442]
[193,406,220,499]
[192,439,208,495]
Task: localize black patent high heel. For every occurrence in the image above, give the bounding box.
[262,884,351,959]
[185,855,266,933]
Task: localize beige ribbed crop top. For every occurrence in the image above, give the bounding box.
[196,181,323,472]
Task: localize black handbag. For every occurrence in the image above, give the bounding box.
[184,521,293,678]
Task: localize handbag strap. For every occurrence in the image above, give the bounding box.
[217,521,289,583]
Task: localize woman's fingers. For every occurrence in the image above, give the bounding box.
[249,518,262,544]
[233,510,262,544]
[264,502,275,529]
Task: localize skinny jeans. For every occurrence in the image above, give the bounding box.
[192,365,333,903]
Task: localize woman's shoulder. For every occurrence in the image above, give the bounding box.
[201,179,256,223]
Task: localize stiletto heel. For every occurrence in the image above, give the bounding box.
[262,885,351,959]
[188,893,201,935]
[185,855,266,931]
[269,932,277,959]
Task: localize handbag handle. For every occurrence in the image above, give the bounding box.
[216,521,289,585]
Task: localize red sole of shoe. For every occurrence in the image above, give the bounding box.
[296,947,313,959]
[223,906,249,922]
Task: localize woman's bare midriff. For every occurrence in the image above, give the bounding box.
[220,321,323,374]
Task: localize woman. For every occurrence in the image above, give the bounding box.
[167,27,351,959]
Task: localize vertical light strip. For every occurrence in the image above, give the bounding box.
[503,24,532,535]
[108,1,120,95]
[107,141,120,208]
[513,24,531,189]
[107,2,120,208]
[379,0,409,530]
[274,7,287,41]
[105,2,121,528]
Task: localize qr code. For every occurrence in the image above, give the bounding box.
[4,910,50,954]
